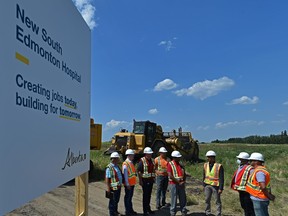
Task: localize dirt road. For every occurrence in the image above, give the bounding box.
[7,178,208,216]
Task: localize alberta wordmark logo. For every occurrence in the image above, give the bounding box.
[62,147,86,170]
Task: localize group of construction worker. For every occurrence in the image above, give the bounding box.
[105,146,186,216]
[231,151,275,216]
[105,148,275,216]
[203,150,275,216]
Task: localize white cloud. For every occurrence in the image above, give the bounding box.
[229,96,259,105]
[197,125,210,130]
[148,108,158,115]
[252,108,257,112]
[174,76,235,100]
[158,37,177,51]
[154,79,178,91]
[73,0,97,29]
[283,101,288,105]
[106,119,127,129]
[215,121,239,128]
[158,40,173,51]
[215,120,264,129]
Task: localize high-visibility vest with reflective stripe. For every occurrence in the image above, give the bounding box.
[122,160,137,186]
[168,160,183,181]
[246,166,271,199]
[141,157,155,178]
[231,164,253,191]
[204,162,221,186]
[106,164,121,190]
[155,156,168,175]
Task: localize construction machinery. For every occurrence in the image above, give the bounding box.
[89,118,102,171]
[90,118,102,150]
[104,120,199,162]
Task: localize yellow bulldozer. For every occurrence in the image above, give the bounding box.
[104,120,199,162]
[90,118,102,150]
[89,118,102,171]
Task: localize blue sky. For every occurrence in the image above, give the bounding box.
[73,0,288,142]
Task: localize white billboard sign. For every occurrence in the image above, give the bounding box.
[0,0,91,214]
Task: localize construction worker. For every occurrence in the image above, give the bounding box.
[154,147,170,209]
[122,149,138,216]
[246,153,275,216]
[137,147,155,216]
[231,152,255,216]
[203,150,224,216]
[167,150,187,216]
[105,152,122,216]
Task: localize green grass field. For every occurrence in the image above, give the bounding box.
[91,143,288,216]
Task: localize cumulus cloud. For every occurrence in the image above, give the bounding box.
[154,79,178,91]
[158,37,177,51]
[174,76,235,100]
[148,108,158,115]
[215,120,264,129]
[73,0,97,29]
[283,101,288,105]
[106,119,128,129]
[229,96,259,105]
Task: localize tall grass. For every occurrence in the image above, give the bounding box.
[90,142,111,181]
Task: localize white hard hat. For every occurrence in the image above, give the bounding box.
[249,152,264,162]
[125,149,135,155]
[206,150,216,157]
[236,152,250,160]
[110,152,120,158]
[143,147,153,154]
[159,147,167,153]
[171,150,182,158]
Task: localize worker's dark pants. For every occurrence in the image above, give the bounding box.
[109,188,121,216]
[239,191,255,216]
[124,185,135,214]
[142,179,154,214]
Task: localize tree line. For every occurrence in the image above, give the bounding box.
[212,130,288,144]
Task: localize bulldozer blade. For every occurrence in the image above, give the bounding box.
[103,145,117,155]
[182,153,197,162]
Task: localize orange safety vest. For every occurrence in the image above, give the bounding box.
[106,164,121,190]
[122,159,137,186]
[141,157,155,178]
[168,160,183,182]
[246,166,271,199]
[155,156,168,176]
[204,162,221,186]
[231,164,253,191]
